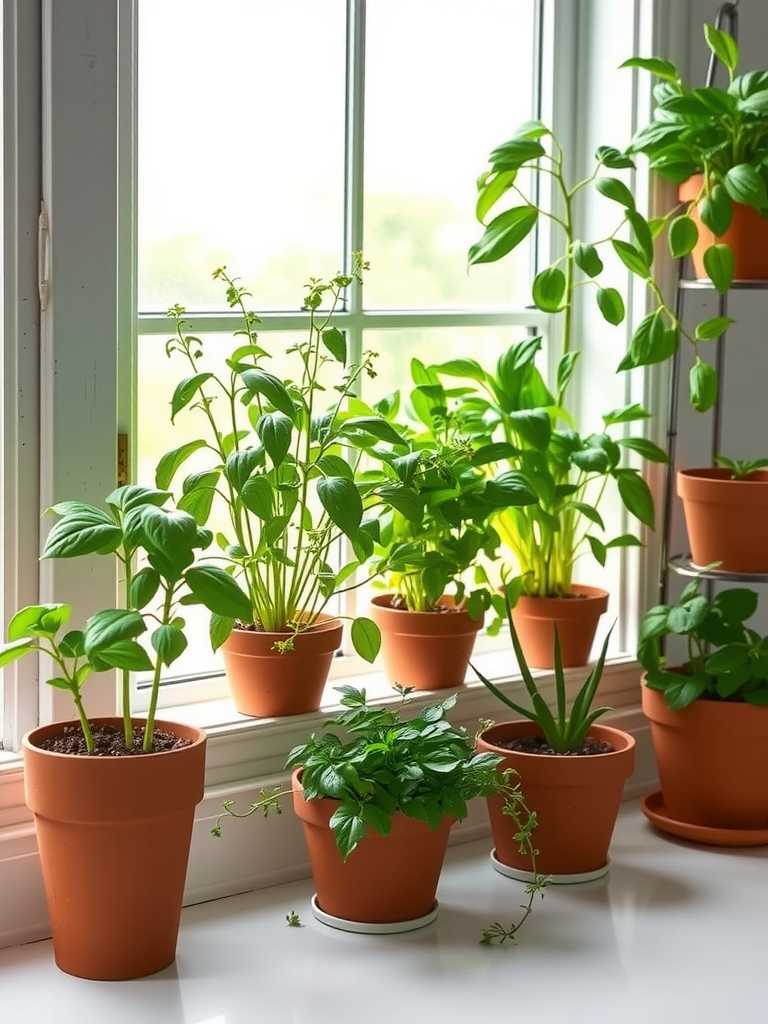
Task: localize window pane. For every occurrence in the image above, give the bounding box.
[137,0,346,312]
[363,0,539,309]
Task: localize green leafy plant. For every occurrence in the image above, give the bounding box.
[0,487,249,752]
[714,454,768,479]
[466,120,668,597]
[471,589,615,752]
[619,23,768,407]
[429,342,662,599]
[638,579,768,709]
[213,684,545,943]
[370,358,537,614]
[162,254,425,658]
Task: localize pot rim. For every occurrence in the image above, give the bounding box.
[22,716,206,757]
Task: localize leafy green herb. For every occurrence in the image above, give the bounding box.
[638,579,768,709]
[715,454,768,480]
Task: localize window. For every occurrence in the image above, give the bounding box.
[133,0,546,707]
[0,0,682,749]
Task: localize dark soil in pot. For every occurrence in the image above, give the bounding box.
[36,723,193,756]
[494,735,615,756]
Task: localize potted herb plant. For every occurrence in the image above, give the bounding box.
[677,455,768,572]
[465,119,675,665]
[474,590,635,881]
[368,360,537,689]
[0,485,249,980]
[162,255,424,716]
[617,23,768,411]
[214,684,543,942]
[430,338,662,667]
[638,579,768,843]
[623,23,768,285]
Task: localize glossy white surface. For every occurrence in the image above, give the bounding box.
[1,800,766,1024]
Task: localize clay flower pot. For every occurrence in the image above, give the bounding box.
[221,613,343,717]
[642,683,768,830]
[369,594,484,691]
[292,770,452,926]
[477,720,635,879]
[510,585,609,669]
[23,717,207,980]
[680,174,768,281]
[677,468,768,573]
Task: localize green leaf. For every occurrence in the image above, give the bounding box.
[617,437,670,463]
[177,472,218,526]
[595,145,635,170]
[210,613,236,650]
[509,409,551,450]
[467,206,538,265]
[337,416,407,448]
[603,403,651,426]
[698,185,732,236]
[141,505,200,572]
[619,56,680,83]
[573,242,603,278]
[695,316,734,341]
[42,506,122,559]
[596,287,625,325]
[184,565,253,620]
[256,412,293,468]
[152,624,188,667]
[596,176,635,210]
[350,617,381,663]
[241,475,274,519]
[7,604,70,641]
[702,243,734,293]
[689,358,719,412]
[223,448,265,492]
[723,164,768,209]
[704,22,739,75]
[322,327,346,363]
[96,639,154,672]
[170,373,214,423]
[106,485,171,514]
[611,239,650,277]
[431,358,487,383]
[615,469,655,528]
[239,368,297,420]
[532,266,566,312]
[556,351,581,396]
[83,609,146,656]
[668,215,698,258]
[317,476,363,538]
[488,138,546,169]
[129,567,161,610]
[475,169,517,223]
[329,805,367,861]
[0,637,35,668]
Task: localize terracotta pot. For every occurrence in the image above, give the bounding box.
[677,468,768,573]
[369,594,484,691]
[292,770,452,923]
[642,682,768,830]
[510,585,609,669]
[23,717,206,980]
[221,613,343,717]
[680,174,768,280]
[477,720,635,876]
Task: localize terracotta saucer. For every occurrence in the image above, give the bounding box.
[641,791,768,848]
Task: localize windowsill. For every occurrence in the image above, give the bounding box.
[0,651,644,774]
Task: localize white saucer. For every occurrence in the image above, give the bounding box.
[490,848,610,885]
[310,895,439,934]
